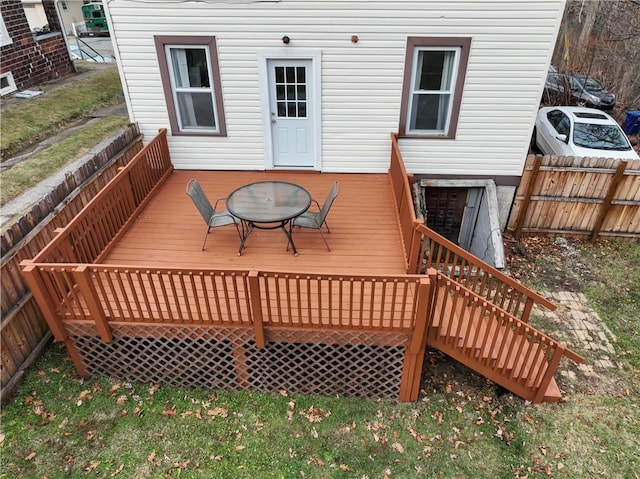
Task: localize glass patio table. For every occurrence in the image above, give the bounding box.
[226,180,312,256]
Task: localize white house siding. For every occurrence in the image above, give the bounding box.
[105,0,564,175]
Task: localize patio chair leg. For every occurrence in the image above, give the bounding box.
[202,227,211,251]
[318,228,331,252]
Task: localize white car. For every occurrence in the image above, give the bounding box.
[532,106,639,160]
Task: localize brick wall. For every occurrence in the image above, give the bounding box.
[0,0,74,92]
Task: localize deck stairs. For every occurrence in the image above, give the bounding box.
[425,275,583,402]
[410,226,584,403]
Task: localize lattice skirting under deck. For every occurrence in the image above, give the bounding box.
[65,323,409,400]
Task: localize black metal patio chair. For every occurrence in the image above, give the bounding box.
[290,181,340,251]
[186,178,241,250]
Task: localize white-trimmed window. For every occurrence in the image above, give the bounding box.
[1,13,12,47]
[399,37,471,138]
[1,72,17,96]
[154,36,226,136]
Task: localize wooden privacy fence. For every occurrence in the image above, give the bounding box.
[0,124,143,402]
[508,154,640,240]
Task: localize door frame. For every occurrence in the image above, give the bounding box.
[257,48,322,170]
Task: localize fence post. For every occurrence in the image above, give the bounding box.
[514,155,543,239]
[248,271,266,348]
[73,265,113,342]
[19,261,68,341]
[590,160,627,242]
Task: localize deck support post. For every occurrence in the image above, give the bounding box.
[20,261,68,342]
[248,271,266,348]
[73,265,113,342]
[399,275,435,401]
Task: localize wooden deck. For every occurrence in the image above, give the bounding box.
[21,130,584,403]
[104,170,407,274]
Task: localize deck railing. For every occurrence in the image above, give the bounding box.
[389,133,554,322]
[389,133,423,267]
[22,264,430,338]
[32,129,173,265]
[429,275,583,402]
[408,223,556,322]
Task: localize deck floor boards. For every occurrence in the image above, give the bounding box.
[104,170,407,274]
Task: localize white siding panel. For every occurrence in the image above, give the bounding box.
[107,0,565,176]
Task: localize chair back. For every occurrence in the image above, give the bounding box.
[186,179,214,224]
[319,181,340,221]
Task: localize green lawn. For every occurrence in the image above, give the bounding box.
[0,64,127,206]
[0,66,124,161]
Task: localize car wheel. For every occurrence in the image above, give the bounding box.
[530,127,539,153]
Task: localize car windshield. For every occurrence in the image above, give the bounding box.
[574,76,604,92]
[573,123,630,151]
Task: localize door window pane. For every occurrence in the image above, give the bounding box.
[274,65,307,118]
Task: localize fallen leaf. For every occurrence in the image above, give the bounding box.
[391,442,405,453]
[173,459,191,469]
[206,407,228,418]
[110,464,124,477]
[475,417,485,425]
[162,408,176,417]
[78,390,92,400]
[58,418,68,429]
[85,461,100,473]
[540,445,547,456]
[432,411,443,424]
[25,451,36,461]
[235,445,246,451]
[148,451,157,465]
[339,464,349,471]
[279,389,288,397]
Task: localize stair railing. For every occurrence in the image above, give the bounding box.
[428,274,584,402]
[410,223,556,323]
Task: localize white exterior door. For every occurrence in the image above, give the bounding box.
[267,59,315,168]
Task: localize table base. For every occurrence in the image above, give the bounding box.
[238,219,298,256]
